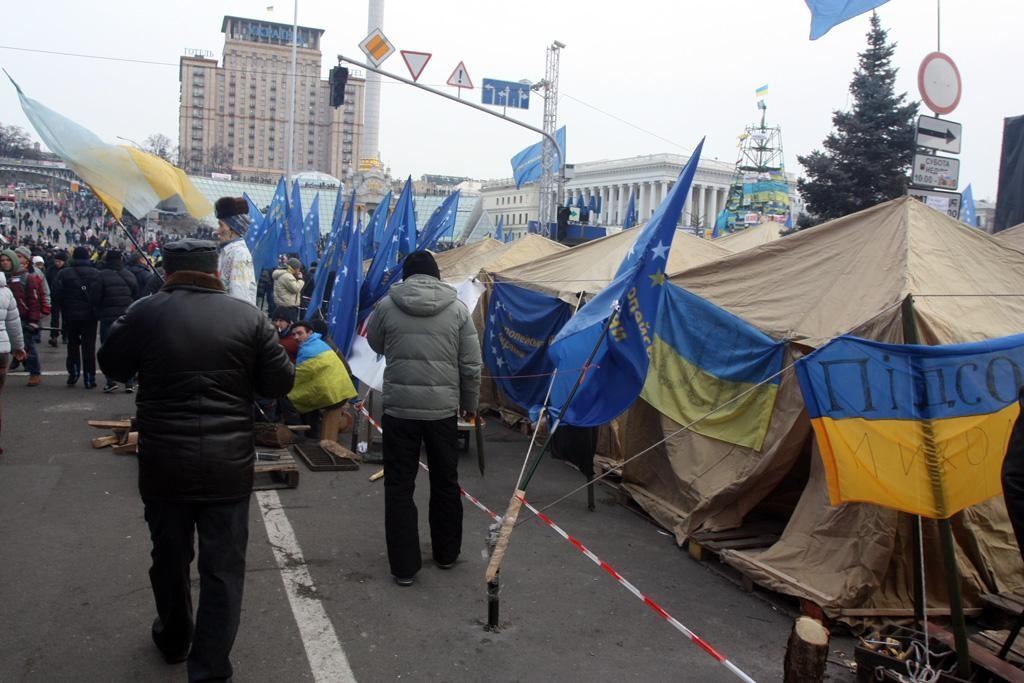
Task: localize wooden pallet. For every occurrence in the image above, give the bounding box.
[928,621,1024,682]
[982,589,1024,628]
[687,521,784,563]
[253,450,300,490]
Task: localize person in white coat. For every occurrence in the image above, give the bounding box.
[214,197,258,306]
[0,272,27,453]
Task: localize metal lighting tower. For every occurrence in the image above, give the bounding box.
[537,41,564,234]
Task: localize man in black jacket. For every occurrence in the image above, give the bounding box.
[98,240,294,683]
[45,250,67,347]
[52,246,101,388]
[95,250,139,392]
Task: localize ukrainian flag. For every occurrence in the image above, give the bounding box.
[755,84,768,99]
[641,285,785,450]
[796,334,1024,519]
[288,332,357,414]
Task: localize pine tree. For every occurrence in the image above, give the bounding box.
[797,13,919,223]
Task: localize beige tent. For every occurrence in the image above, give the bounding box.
[622,197,1024,620]
[714,220,785,252]
[433,234,567,284]
[490,227,732,303]
[995,222,1024,251]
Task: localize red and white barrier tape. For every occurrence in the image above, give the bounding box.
[516,494,754,682]
[353,402,752,681]
[353,402,500,522]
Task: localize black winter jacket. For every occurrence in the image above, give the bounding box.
[52,258,101,322]
[126,262,151,294]
[95,263,139,322]
[98,271,294,502]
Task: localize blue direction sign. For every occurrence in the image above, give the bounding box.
[482,78,530,109]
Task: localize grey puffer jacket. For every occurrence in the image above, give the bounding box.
[367,275,481,420]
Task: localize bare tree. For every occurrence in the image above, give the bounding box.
[0,124,38,158]
[143,133,173,162]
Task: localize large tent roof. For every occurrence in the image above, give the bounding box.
[714,221,785,252]
[491,227,732,303]
[433,234,566,283]
[995,222,1024,251]
[670,197,1024,347]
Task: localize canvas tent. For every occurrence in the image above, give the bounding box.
[713,220,785,252]
[490,226,732,303]
[622,197,1024,619]
[433,234,567,284]
[995,222,1024,251]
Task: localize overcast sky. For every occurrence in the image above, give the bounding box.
[1,1,1019,201]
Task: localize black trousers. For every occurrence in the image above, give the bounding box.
[143,496,250,683]
[65,319,97,378]
[49,302,65,341]
[382,414,462,578]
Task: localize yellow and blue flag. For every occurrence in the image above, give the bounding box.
[795,334,1024,519]
[287,332,357,414]
[546,138,704,426]
[755,84,768,99]
[641,284,785,450]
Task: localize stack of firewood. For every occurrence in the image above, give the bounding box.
[88,419,137,455]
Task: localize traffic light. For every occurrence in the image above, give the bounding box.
[329,66,349,108]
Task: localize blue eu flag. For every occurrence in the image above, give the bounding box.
[511,126,566,189]
[546,138,705,426]
[305,190,354,321]
[417,190,461,252]
[328,206,363,356]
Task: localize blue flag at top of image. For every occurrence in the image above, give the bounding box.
[301,193,320,267]
[806,0,889,40]
[242,193,264,250]
[546,138,705,427]
[961,184,978,228]
[253,177,288,276]
[368,191,392,251]
[623,190,637,229]
[328,205,363,356]
[494,215,504,242]
[511,126,566,189]
[286,180,304,258]
[417,190,461,252]
[483,283,571,414]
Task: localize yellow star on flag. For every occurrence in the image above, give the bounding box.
[649,270,666,287]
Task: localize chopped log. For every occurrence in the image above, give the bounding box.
[369,468,384,482]
[87,420,132,430]
[255,423,294,448]
[319,440,361,463]
[783,616,829,683]
[91,435,119,449]
[319,406,353,442]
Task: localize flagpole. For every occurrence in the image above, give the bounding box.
[901,294,970,679]
[485,308,617,630]
[286,0,298,190]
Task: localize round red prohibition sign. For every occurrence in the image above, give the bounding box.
[917,51,962,115]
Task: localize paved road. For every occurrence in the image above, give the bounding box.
[0,340,859,682]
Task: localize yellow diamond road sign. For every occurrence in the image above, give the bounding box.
[359,28,394,67]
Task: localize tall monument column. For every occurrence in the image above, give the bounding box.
[362,0,384,164]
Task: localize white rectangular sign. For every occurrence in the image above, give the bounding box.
[916,115,962,154]
[912,153,960,190]
[908,187,961,220]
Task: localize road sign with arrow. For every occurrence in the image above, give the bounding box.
[916,114,962,154]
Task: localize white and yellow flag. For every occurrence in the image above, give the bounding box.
[8,73,212,220]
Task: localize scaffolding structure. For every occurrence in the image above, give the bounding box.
[536,41,564,234]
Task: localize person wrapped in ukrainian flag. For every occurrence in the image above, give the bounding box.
[287,321,357,430]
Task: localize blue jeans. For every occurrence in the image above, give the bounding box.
[21,324,40,376]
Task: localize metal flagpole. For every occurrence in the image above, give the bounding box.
[286,0,298,189]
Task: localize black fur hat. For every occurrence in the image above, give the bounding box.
[215,197,248,220]
[163,239,219,275]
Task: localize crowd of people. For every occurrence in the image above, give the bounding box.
[0,189,482,682]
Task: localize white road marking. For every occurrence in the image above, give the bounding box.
[256,490,357,682]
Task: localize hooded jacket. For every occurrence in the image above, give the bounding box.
[2,249,45,325]
[367,274,481,421]
[52,257,101,322]
[95,259,139,322]
[0,273,25,354]
[98,270,294,502]
[272,266,303,309]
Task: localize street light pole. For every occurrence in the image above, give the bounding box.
[286,0,298,189]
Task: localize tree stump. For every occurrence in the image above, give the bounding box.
[783,616,830,683]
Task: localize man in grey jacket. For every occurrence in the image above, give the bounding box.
[367,251,482,586]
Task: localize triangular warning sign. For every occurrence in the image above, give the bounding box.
[446,61,474,89]
[400,50,432,82]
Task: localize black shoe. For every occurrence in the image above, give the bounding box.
[151,617,190,664]
[47,338,58,347]
[83,376,96,390]
[124,384,134,394]
[66,373,79,386]
[393,575,415,587]
[436,559,457,570]
[103,382,120,393]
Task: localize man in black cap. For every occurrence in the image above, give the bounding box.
[367,250,481,586]
[44,250,67,347]
[214,197,257,306]
[98,239,293,682]
[52,245,101,388]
